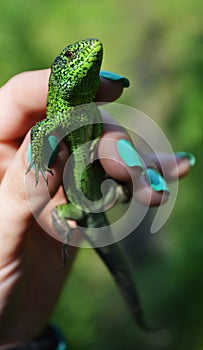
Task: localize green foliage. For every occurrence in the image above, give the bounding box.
[0,0,202,348]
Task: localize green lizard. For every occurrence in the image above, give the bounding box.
[27,38,153,331]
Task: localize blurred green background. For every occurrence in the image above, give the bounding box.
[0,0,202,349]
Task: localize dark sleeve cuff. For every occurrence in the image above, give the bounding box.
[6,324,68,350]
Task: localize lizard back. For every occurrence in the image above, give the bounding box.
[47,38,105,212]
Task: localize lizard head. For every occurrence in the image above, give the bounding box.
[50,38,103,105]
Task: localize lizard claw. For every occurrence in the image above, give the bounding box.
[26,161,53,186]
[37,164,53,185]
[62,243,73,266]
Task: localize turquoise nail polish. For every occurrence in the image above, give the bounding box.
[175,152,196,166]
[117,139,144,169]
[45,135,59,167]
[146,168,170,193]
[27,142,32,165]
[100,70,130,88]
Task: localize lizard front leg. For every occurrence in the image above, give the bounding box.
[27,113,73,185]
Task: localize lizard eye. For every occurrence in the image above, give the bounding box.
[64,50,74,59]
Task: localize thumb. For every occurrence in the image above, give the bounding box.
[0,132,68,255]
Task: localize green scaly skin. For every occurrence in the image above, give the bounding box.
[27,38,154,331]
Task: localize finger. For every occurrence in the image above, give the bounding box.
[144,151,196,182]
[0,70,129,141]
[98,131,169,206]
[0,141,19,181]
[0,132,69,248]
[132,151,195,206]
[98,116,171,206]
[99,137,195,206]
[96,71,130,102]
[0,70,49,141]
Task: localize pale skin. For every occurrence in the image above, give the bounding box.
[0,70,191,347]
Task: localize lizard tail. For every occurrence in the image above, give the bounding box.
[85,213,158,331]
[94,242,156,332]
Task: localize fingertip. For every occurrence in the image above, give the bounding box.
[134,172,170,207]
[170,159,190,179]
[98,132,144,182]
[95,78,124,102]
[148,152,196,182]
[135,186,170,206]
[0,69,50,140]
[100,71,130,87]
[175,152,196,167]
[173,152,196,179]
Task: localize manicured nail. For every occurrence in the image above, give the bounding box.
[145,168,170,193]
[175,152,196,166]
[27,142,33,165]
[116,139,144,169]
[100,70,130,88]
[45,135,59,167]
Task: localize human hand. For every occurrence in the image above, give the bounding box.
[0,70,194,346]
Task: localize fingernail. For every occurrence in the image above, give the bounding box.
[175,152,196,166]
[27,142,32,165]
[100,70,130,88]
[145,168,170,193]
[116,139,144,169]
[45,135,59,167]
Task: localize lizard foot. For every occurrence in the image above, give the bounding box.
[26,161,53,186]
[117,183,132,203]
[52,208,75,243]
[52,208,76,265]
